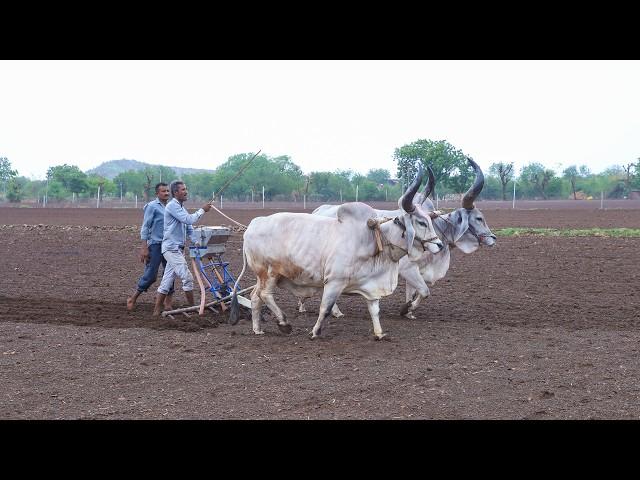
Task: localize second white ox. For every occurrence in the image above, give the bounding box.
[307,157,497,320]
[231,167,444,339]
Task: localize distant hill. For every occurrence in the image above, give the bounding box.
[86,159,214,179]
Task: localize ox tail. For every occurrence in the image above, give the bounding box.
[229,241,248,325]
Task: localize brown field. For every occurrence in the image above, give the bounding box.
[1,203,639,419]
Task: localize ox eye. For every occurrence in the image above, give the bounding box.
[458,216,462,223]
[417,221,427,227]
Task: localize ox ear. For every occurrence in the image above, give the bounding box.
[453,209,470,242]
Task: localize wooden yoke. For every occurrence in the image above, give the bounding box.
[367,217,393,255]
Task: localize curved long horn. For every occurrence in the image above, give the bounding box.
[421,165,436,204]
[400,165,424,213]
[462,156,484,210]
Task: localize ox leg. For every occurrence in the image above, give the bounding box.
[331,303,344,318]
[260,275,292,334]
[251,284,266,335]
[405,289,429,320]
[297,298,307,313]
[400,272,430,320]
[366,299,386,340]
[310,285,343,339]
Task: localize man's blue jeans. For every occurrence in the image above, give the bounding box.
[137,243,174,294]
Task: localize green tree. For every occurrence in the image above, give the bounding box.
[211,153,304,201]
[622,162,635,195]
[86,175,115,199]
[630,158,640,190]
[489,162,514,200]
[141,168,156,202]
[6,177,25,202]
[563,165,580,199]
[520,163,556,200]
[393,139,472,195]
[366,168,391,185]
[0,157,18,198]
[47,164,88,196]
[308,170,353,201]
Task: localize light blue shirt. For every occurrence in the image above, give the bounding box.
[140,199,167,246]
[161,198,205,254]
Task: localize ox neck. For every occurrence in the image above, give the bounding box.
[379,221,409,262]
[433,214,457,249]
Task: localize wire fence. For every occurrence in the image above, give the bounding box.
[4,197,640,210]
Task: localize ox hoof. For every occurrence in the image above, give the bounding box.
[399,302,412,316]
[253,329,265,335]
[332,312,344,318]
[309,328,321,339]
[278,323,293,334]
[404,312,417,320]
[374,333,387,341]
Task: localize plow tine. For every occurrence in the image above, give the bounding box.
[160,285,255,317]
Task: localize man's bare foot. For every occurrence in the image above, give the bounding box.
[126,297,135,311]
[164,302,173,310]
[152,309,162,317]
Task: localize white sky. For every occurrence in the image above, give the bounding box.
[1,60,639,180]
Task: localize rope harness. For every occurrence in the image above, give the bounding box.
[369,216,440,255]
[434,209,495,246]
[210,204,248,231]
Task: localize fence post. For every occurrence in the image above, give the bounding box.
[135,194,138,209]
[600,191,604,210]
[262,186,265,209]
[356,185,359,202]
[512,181,516,209]
[220,195,223,209]
[303,195,306,210]
[96,185,101,208]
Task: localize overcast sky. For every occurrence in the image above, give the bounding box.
[1,60,639,180]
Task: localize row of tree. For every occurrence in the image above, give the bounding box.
[1,140,639,204]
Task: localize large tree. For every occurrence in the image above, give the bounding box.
[489,162,514,201]
[520,163,555,200]
[366,168,391,185]
[0,157,18,197]
[393,139,472,195]
[6,177,25,202]
[622,162,635,195]
[47,164,88,196]
[562,165,580,199]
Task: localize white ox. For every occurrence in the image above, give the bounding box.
[307,157,496,320]
[230,167,444,339]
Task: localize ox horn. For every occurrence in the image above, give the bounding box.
[400,165,424,213]
[461,156,484,210]
[421,165,436,204]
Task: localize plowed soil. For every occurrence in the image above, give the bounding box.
[1,203,639,419]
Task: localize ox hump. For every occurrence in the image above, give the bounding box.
[336,202,377,223]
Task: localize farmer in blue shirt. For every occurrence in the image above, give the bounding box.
[153,180,213,316]
[127,182,175,311]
